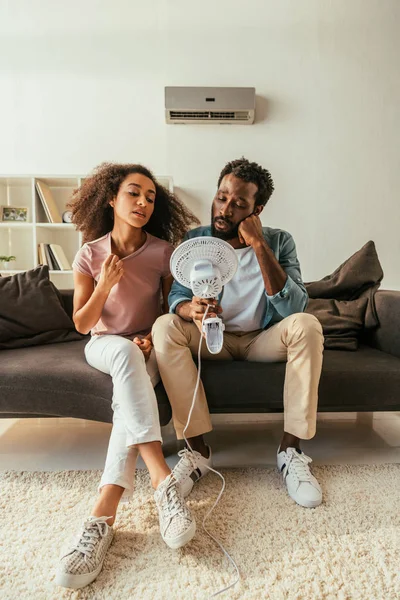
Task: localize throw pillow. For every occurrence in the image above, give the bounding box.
[0,265,83,349]
[305,241,383,350]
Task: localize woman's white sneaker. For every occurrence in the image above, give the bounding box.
[55,516,114,589]
[277,447,322,508]
[154,474,196,549]
[172,446,213,497]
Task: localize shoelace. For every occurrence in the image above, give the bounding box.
[282,448,313,483]
[159,477,188,530]
[73,517,111,561]
[174,448,199,479]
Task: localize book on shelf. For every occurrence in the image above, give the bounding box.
[47,245,60,270]
[37,243,72,271]
[38,243,47,266]
[38,242,52,267]
[49,244,72,270]
[35,180,63,223]
[43,244,58,270]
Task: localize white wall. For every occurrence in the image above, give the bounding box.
[1,0,399,288]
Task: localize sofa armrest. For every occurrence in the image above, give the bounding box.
[365,290,400,358]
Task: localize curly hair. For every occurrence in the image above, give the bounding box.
[217,157,275,207]
[68,162,200,245]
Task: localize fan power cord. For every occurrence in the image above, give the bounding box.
[182,305,240,598]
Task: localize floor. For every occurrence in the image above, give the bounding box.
[1,412,399,472]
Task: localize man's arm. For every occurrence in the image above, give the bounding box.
[168,278,193,315]
[238,216,308,318]
[252,239,287,296]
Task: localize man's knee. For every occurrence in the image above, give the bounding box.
[289,313,323,338]
[152,313,183,347]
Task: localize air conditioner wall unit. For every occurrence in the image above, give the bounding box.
[165,86,255,124]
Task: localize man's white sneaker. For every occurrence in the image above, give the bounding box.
[55,516,114,589]
[277,447,322,508]
[172,446,213,497]
[154,474,196,549]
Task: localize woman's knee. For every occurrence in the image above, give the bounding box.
[111,338,144,372]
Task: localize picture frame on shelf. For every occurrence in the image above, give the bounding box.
[1,206,29,222]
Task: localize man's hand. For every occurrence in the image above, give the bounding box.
[176,296,222,335]
[238,214,265,248]
[133,335,153,361]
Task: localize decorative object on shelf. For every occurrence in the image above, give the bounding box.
[0,206,28,222]
[62,210,73,223]
[35,180,62,223]
[0,255,16,270]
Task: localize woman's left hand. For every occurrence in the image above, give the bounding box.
[133,336,153,361]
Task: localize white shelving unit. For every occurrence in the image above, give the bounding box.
[0,175,173,289]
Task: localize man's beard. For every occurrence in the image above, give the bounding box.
[211,213,240,241]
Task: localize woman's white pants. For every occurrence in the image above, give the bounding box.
[85,334,162,501]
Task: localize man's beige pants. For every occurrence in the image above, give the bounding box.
[152,312,324,441]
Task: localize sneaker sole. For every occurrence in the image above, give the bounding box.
[288,489,322,509]
[55,560,106,590]
[163,519,196,549]
[55,535,113,589]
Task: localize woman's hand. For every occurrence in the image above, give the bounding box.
[133,335,153,361]
[98,254,124,292]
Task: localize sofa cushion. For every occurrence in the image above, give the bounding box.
[0,339,172,425]
[200,345,400,413]
[305,241,383,351]
[0,266,83,349]
[2,341,397,421]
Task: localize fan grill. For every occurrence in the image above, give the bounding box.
[170,237,238,290]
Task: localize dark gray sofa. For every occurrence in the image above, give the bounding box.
[1,289,400,426]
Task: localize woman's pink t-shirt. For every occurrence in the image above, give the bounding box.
[72,232,173,337]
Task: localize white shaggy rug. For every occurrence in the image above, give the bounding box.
[1,465,399,600]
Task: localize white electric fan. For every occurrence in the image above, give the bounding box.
[170,236,241,596]
[170,237,238,354]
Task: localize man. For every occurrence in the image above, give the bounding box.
[152,158,324,508]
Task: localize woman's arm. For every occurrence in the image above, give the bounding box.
[134,274,173,358]
[73,254,123,334]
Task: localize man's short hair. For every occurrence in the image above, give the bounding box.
[217,158,275,207]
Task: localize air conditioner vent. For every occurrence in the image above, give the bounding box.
[169,110,251,122]
[165,87,255,124]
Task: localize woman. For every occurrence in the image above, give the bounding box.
[56,163,200,590]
